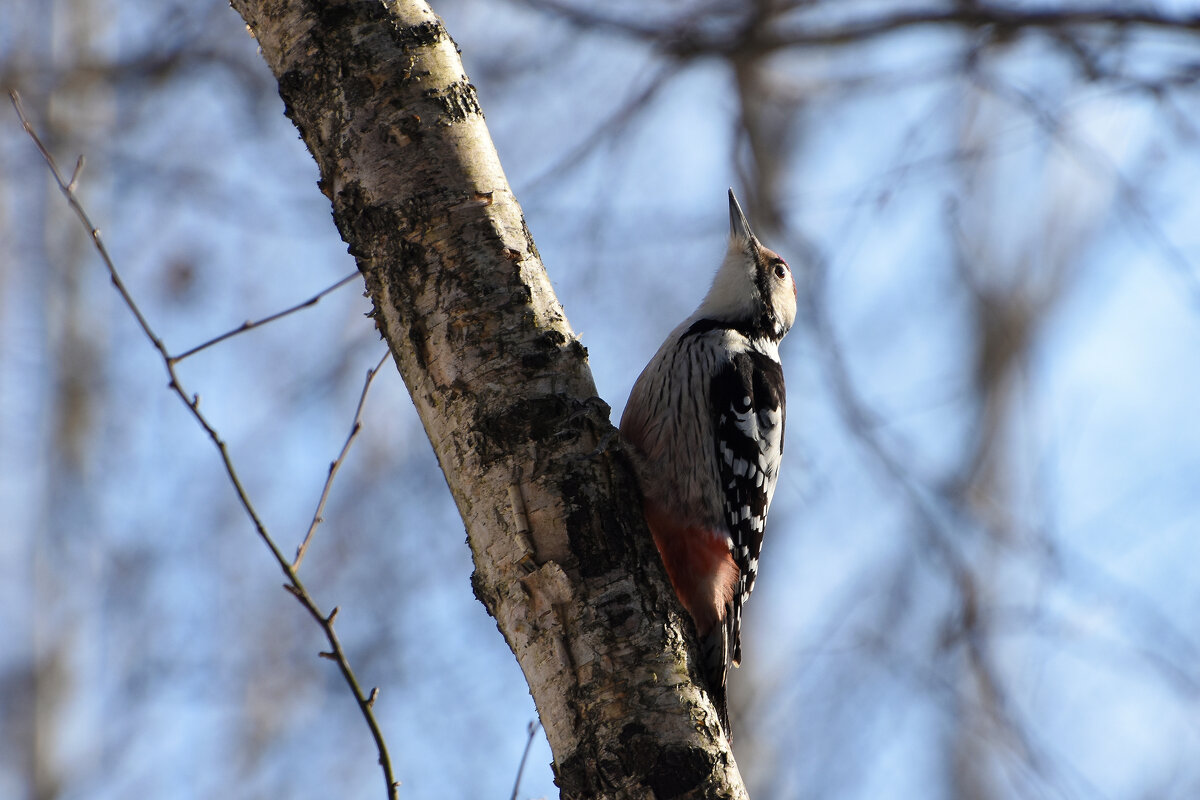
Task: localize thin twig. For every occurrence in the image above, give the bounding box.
[509,719,541,800]
[170,272,360,363]
[9,89,399,800]
[293,350,390,571]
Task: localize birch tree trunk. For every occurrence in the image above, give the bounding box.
[228,0,748,796]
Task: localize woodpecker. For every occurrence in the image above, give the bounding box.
[620,189,795,737]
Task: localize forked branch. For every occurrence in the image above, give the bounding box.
[10,89,399,800]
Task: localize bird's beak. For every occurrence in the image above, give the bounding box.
[728,189,756,244]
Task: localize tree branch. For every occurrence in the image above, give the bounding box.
[8,89,400,799]
[521,0,1200,57]
[227,0,746,797]
[293,350,389,572]
[170,272,360,363]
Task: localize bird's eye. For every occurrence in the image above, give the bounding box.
[774,262,788,279]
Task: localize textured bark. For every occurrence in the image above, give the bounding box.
[227,0,747,797]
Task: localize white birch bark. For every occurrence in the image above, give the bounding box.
[228,1,749,796]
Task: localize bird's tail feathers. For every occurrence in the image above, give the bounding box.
[699,616,733,740]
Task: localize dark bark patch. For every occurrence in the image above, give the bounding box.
[276,69,310,123]
[316,4,351,30]
[389,238,430,289]
[521,328,569,370]
[344,73,381,110]
[596,594,635,629]
[470,568,498,613]
[334,181,400,251]
[389,19,446,50]
[425,79,483,123]
[539,329,567,348]
[319,2,381,32]
[646,746,716,799]
[617,724,715,799]
[563,469,624,579]
[521,350,552,371]
[407,316,429,370]
[395,192,433,232]
[556,748,602,799]
[475,395,572,464]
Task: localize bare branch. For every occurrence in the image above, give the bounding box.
[293,350,390,572]
[509,720,542,800]
[170,271,360,363]
[523,1,1200,57]
[766,5,1200,51]
[9,89,399,800]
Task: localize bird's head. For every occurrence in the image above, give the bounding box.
[697,189,797,341]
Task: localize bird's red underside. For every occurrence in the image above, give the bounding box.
[644,502,739,636]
